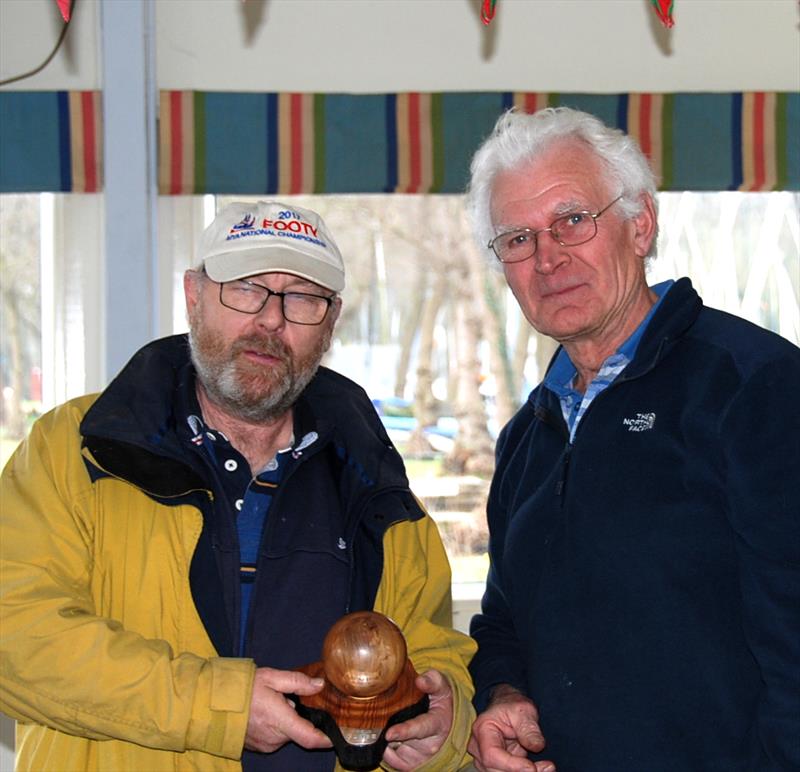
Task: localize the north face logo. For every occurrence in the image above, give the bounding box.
[622,412,656,432]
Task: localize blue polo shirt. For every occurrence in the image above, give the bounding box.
[183,410,320,655]
[544,280,674,442]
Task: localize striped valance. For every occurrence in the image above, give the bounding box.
[1,91,798,194]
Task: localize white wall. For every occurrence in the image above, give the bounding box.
[2,0,799,92]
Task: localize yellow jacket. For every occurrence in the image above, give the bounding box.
[1,386,475,771]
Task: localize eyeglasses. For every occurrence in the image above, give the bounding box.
[218,279,334,325]
[488,195,624,264]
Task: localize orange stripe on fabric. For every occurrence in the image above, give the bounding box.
[67,91,86,193]
[513,93,543,113]
[180,91,195,194]
[762,92,777,190]
[81,91,98,192]
[649,95,664,184]
[418,94,433,193]
[740,93,755,191]
[627,95,643,160]
[158,92,171,194]
[395,94,410,193]
[627,94,661,184]
[278,93,292,194]
[67,92,85,192]
[638,94,653,161]
[408,93,422,193]
[626,95,637,158]
[94,91,104,191]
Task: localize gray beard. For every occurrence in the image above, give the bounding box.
[188,332,322,424]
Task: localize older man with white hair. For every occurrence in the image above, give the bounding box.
[465,108,800,772]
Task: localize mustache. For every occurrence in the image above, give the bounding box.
[231,334,291,360]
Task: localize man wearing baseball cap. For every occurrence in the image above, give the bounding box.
[0,202,476,772]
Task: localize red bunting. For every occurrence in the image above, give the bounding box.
[481,0,497,26]
[650,0,675,28]
[55,0,71,22]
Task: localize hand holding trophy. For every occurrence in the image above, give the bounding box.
[294,611,429,770]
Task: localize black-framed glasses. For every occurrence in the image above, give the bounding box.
[488,195,624,264]
[218,279,334,325]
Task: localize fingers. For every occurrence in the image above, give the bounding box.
[386,708,447,744]
[469,694,553,772]
[469,731,539,772]
[255,666,324,696]
[245,667,331,754]
[385,670,452,745]
[382,669,454,769]
[471,757,555,772]
[470,740,555,772]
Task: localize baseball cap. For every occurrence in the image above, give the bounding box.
[199,201,345,292]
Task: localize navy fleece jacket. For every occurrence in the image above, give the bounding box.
[470,278,800,771]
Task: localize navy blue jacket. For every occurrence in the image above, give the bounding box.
[470,278,800,771]
[80,334,425,772]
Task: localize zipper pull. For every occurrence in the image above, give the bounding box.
[555,447,571,498]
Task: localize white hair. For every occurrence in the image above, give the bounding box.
[466,107,659,263]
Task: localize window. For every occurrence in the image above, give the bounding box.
[204,192,799,596]
[0,193,103,469]
[2,191,798,597]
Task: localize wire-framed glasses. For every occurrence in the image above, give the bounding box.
[218,279,334,325]
[488,195,624,264]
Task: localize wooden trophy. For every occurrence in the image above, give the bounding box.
[294,611,429,771]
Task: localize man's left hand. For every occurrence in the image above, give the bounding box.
[382,669,453,771]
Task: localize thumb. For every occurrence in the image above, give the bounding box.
[516,717,546,753]
[416,669,448,696]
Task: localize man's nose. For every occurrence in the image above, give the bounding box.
[255,293,286,330]
[533,232,569,274]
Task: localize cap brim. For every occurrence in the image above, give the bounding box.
[203,245,344,292]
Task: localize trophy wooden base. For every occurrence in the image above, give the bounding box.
[294,659,429,771]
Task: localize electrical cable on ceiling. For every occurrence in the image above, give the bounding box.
[0,0,77,88]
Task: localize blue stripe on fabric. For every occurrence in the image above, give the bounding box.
[385,94,398,192]
[787,93,800,189]
[730,93,744,191]
[325,94,387,193]
[441,92,508,192]
[672,93,734,191]
[202,93,268,194]
[265,92,278,194]
[0,92,62,192]
[555,94,621,132]
[3,91,799,195]
[57,91,72,192]
[616,94,629,133]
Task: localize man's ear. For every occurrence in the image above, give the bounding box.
[184,270,201,317]
[632,194,658,257]
[322,296,343,352]
[329,295,343,326]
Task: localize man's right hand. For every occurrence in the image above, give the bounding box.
[244,667,332,754]
[468,684,555,772]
